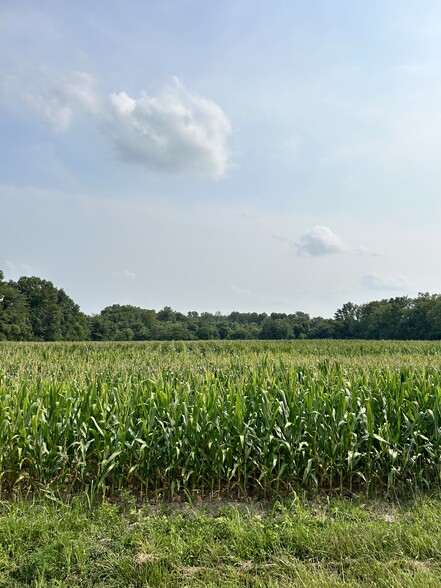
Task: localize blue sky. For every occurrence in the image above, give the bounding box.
[2,0,441,317]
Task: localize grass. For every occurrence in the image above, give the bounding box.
[0,494,441,587]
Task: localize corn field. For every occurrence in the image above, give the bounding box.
[0,340,441,497]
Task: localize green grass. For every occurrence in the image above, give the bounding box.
[0,495,441,587]
[1,340,441,586]
[0,340,441,497]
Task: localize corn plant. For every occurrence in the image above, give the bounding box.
[0,340,441,497]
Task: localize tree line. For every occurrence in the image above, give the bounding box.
[1,270,441,341]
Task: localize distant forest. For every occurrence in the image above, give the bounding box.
[1,270,441,341]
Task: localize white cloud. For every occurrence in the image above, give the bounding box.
[103,78,231,178]
[27,71,99,132]
[27,94,73,133]
[272,233,292,245]
[281,227,380,258]
[4,260,36,276]
[26,74,231,178]
[60,71,100,113]
[295,226,346,256]
[360,273,408,291]
[5,260,16,272]
[113,270,137,281]
[353,246,382,257]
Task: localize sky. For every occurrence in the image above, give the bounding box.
[2,0,441,318]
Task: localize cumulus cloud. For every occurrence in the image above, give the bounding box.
[103,78,231,178]
[26,74,231,178]
[113,270,137,281]
[360,273,408,291]
[27,71,99,132]
[295,226,346,256]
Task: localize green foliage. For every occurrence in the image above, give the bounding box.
[0,274,32,341]
[92,304,157,341]
[1,340,441,498]
[15,276,63,340]
[0,274,89,341]
[4,268,441,341]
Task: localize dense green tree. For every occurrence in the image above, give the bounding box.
[289,311,311,338]
[196,313,219,340]
[5,268,441,342]
[0,272,32,340]
[90,315,117,341]
[405,293,440,339]
[157,306,176,322]
[334,302,361,338]
[57,289,90,340]
[94,305,157,341]
[426,295,441,339]
[15,276,62,340]
[260,317,275,339]
[357,297,410,340]
[357,301,385,339]
[234,325,255,339]
[14,276,88,341]
[157,321,191,340]
[309,316,335,338]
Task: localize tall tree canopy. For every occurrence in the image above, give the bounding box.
[0,275,89,341]
[2,269,441,341]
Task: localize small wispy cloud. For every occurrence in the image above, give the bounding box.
[112,269,137,281]
[27,71,99,133]
[281,227,380,258]
[27,94,73,133]
[272,233,293,246]
[4,260,35,276]
[295,226,346,256]
[353,246,382,257]
[360,273,408,291]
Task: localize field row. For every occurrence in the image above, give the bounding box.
[0,341,440,497]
